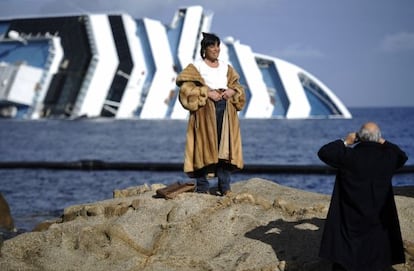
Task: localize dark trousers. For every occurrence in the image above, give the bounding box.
[332,263,346,271]
[194,98,231,193]
[215,99,226,144]
[194,162,231,194]
[332,262,394,271]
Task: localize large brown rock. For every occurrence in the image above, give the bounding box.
[0,178,412,271]
[0,193,15,232]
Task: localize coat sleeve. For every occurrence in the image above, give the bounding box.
[176,64,209,112]
[382,141,408,169]
[317,140,347,168]
[227,65,246,111]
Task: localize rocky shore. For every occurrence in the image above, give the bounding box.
[1,178,413,271]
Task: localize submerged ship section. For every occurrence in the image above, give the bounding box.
[0,5,351,119]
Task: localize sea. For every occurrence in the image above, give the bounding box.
[1,107,413,233]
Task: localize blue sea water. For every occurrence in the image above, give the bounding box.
[0,107,413,232]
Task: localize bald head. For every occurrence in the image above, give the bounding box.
[358,122,382,142]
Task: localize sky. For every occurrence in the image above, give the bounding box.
[1,0,413,108]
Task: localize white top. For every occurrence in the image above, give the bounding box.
[194,59,228,89]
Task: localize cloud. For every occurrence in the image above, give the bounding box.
[272,43,325,59]
[379,32,414,52]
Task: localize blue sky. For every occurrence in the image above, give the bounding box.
[1,0,413,107]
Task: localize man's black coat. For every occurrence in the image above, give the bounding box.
[318,139,407,271]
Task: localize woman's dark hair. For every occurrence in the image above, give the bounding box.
[200,32,220,59]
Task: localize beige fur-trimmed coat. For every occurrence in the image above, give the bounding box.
[176,63,246,177]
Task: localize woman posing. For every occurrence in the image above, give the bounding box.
[176,32,246,195]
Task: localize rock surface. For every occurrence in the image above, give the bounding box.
[0,178,413,271]
[0,192,15,232]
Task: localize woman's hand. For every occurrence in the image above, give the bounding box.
[208,89,223,102]
[222,88,236,100]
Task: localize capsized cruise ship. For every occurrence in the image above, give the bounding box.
[0,6,352,119]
